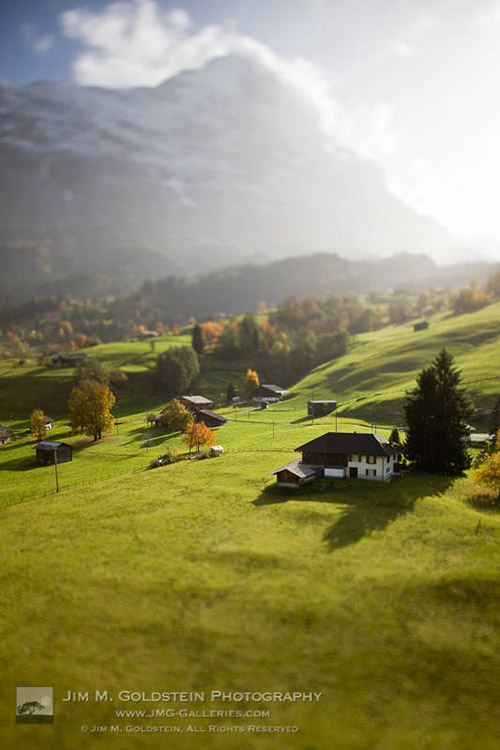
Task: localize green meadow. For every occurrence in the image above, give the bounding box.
[1,303,499,749]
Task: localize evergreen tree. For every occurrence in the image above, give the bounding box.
[191,323,204,355]
[404,349,473,474]
[389,427,400,444]
[226,382,236,402]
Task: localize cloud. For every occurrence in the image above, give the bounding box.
[60,0,240,87]
[59,0,342,136]
[476,2,500,25]
[389,12,436,59]
[21,23,54,55]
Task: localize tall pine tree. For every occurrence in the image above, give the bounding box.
[191,324,204,355]
[404,349,473,474]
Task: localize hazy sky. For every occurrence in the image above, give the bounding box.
[2,0,500,255]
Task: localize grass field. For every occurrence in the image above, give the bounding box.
[1,303,499,749]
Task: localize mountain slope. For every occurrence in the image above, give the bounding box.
[284,302,500,427]
[0,52,460,297]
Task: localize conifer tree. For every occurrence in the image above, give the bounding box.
[404,349,473,474]
[191,323,204,355]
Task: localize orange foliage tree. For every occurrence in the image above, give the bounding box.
[201,321,224,344]
[183,421,217,453]
[244,368,259,400]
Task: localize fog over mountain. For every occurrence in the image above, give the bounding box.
[0,51,464,294]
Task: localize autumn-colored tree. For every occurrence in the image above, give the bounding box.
[160,399,193,432]
[74,333,88,349]
[30,408,47,441]
[201,321,223,344]
[68,379,115,441]
[473,433,500,501]
[244,368,259,400]
[183,421,217,453]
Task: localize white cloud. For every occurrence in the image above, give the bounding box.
[389,12,436,59]
[59,0,342,137]
[60,0,240,87]
[21,23,54,55]
[390,40,415,58]
[476,2,500,25]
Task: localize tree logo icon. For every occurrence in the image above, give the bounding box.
[16,687,53,724]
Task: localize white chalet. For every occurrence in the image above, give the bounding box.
[294,432,400,482]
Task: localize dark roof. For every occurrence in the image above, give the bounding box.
[34,441,72,450]
[308,400,337,404]
[295,432,399,457]
[0,424,14,436]
[270,459,319,479]
[258,384,287,394]
[195,410,227,424]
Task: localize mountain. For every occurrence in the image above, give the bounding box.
[0,52,461,297]
[112,252,499,326]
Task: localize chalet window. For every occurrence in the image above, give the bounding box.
[365,469,377,477]
[349,455,360,462]
[367,455,376,464]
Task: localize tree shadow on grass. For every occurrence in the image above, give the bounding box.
[465,493,500,515]
[254,475,455,551]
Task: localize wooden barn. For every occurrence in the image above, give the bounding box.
[413,321,429,332]
[35,441,73,465]
[180,395,214,412]
[308,400,337,418]
[51,353,87,367]
[193,410,228,428]
[270,460,319,488]
[0,425,14,446]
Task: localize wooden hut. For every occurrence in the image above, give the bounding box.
[35,441,73,465]
[307,400,337,418]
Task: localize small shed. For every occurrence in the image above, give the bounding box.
[210,445,224,457]
[308,400,337,418]
[413,321,429,332]
[35,441,73,465]
[0,425,14,446]
[270,459,319,488]
[194,410,228,428]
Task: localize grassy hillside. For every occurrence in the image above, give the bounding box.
[264,302,500,430]
[1,444,499,749]
[1,302,499,749]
